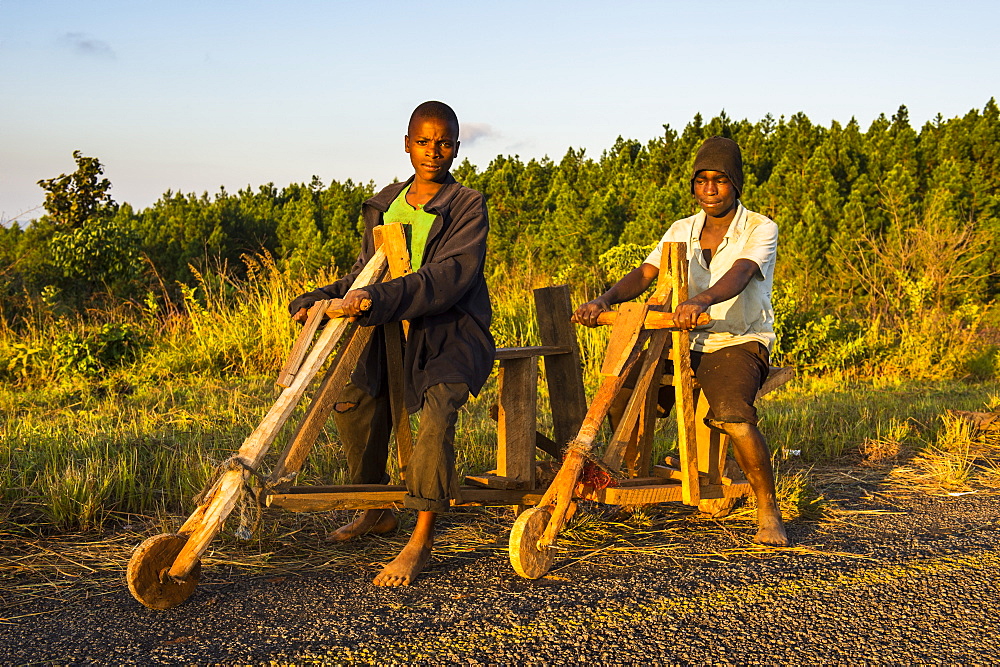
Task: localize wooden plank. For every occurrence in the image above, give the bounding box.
[652,465,738,485]
[602,331,670,473]
[464,473,521,489]
[373,221,413,333]
[650,261,673,304]
[580,481,751,505]
[497,357,537,488]
[633,368,660,477]
[534,285,587,448]
[615,476,666,487]
[269,323,374,489]
[372,223,414,481]
[633,264,673,477]
[495,345,571,360]
[758,366,795,399]
[579,483,681,505]
[374,223,413,282]
[600,303,647,377]
[694,388,726,485]
[267,487,544,512]
[487,403,562,459]
[651,464,681,481]
[585,483,685,504]
[276,298,330,387]
[168,247,389,580]
[596,310,710,329]
[619,418,642,478]
[668,242,700,506]
[384,322,411,479]
[283,484,407,493]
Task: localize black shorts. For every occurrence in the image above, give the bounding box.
[647,341,770,426]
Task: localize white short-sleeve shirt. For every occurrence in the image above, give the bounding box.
[643,203,778,353]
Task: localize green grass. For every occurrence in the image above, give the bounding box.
[759,373,1000,460]
[5,351,999,534]
[3,256,999,534]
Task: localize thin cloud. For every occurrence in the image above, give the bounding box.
[461,122,498,146]
[61,33,115,59]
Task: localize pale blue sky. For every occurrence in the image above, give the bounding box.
[2,0,997,224]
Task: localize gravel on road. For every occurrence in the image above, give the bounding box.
[3,480,999,664]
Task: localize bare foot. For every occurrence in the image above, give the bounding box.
[753,516,790,546]
[326,509,397,543]
[373,541,432,587]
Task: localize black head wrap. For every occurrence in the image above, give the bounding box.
[690,136,744,196]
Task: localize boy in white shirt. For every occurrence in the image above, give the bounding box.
[574,136,789,546]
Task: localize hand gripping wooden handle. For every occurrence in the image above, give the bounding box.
[594,310,711,329]
[322,297,372,319]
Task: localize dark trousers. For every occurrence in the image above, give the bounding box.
[333,380,470,512]
[613,341,769,427]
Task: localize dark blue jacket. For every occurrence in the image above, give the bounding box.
[317,174,494,412]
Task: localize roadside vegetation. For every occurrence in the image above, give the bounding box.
[3,102,1000,535]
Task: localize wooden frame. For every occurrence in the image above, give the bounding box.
[507,242,794,578]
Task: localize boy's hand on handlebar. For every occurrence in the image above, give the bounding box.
[672,298,710,330]
[339,289,371,317]
[572,297,612,328]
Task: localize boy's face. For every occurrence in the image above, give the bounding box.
[692,170,738,218]
[405,117,460,185]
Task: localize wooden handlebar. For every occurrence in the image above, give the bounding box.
[322,297,372,319]
[593,310,711,329]
[295,297,372,323]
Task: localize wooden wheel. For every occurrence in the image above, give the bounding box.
[509,507,555,579]
[127,534,201,610]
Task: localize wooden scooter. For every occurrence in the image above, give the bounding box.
[126,225,410,610]
[507,242,793,578]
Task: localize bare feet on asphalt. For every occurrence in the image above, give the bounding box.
[373,541,432,586]
[754,515,790,546]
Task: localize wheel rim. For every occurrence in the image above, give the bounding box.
[127,533,201,610]
[509,507,555,579]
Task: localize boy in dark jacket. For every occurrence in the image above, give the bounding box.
[288,101,494,585]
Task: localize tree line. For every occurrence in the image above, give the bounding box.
[2,101,998,329]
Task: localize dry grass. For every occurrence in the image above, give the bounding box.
[888,409,1000,493]
[6,374,1000,620]
[858,418,913,466]
[0,508,511,620]
[0,481,861,621]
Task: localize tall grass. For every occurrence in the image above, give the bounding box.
[2,253,998,532]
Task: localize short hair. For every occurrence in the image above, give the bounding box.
[409,101,459,137]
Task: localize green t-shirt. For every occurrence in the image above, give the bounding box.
[383,184,436,270]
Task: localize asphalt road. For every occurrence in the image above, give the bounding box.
[3,483,1000,664]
